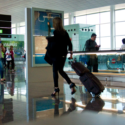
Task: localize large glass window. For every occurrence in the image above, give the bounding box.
[95,25,99,37]
[75,11,111,50]
[96,37,100,45]
[115,9,125,50]
[100,24,110,37]
[115,22,125,35]
[64,18,69,25]
[100,12,110,24]
[20,26,25,34]
[76,15,87,24]
[100,37,111,49]
[87,13,99,24]
[116,36,124,49]
[12,28,16,34]
[115,9,125,22]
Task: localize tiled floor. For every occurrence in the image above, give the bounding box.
[0,62,125,125]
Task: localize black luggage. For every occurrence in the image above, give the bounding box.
[80,72,104,97]
[70,61,104,97]
[71,62,89,76]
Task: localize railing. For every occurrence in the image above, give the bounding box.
[64,50,125,74]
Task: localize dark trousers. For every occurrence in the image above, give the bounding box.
[7,59,14,70]
[1,58,6,67]
[87,58,98,72]
[0,59,4,78]
[87,64,98,72]
[52,57,71,87]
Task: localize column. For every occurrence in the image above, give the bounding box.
[69,13,74,25]
[110,5,115,50]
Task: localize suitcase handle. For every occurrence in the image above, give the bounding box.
[68,58,77,65]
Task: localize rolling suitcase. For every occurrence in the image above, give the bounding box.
[80,72,104,97]
[70,61,104,97]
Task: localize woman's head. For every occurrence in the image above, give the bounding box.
[10,46,13,50]
[122,38,125,44]
[53,17,65,32]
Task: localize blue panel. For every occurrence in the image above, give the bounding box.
[36,98,63,111]
[35,54,47,64]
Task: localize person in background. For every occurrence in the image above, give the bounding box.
[1,44,4,65]
[24,50,26,60]
[120,38,125,50]
[1,44,6,68]
[85,33,100,72]
[0,38,6,82]
[46,17,76,97]
[6,46,15,73]
[6,48,11,72]
[4,47,7,68]
[9,46,15,73]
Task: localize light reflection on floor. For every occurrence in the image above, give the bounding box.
[0,62,125,125]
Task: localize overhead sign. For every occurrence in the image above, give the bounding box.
[0,14,11,21]
[0,28,11,34]
[0,30,3,33]
[0,14,11,38]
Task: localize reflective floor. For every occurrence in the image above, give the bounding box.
[0,62,125,125]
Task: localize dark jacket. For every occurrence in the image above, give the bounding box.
[46,30,72,57]
[85,39,98,51]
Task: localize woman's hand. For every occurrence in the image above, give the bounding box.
[69,54,73,60]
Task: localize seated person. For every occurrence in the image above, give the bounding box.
[120,38,125,50]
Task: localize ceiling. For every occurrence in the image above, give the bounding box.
[0,0,125,23]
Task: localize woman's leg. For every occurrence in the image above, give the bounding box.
[0,59,4,79]
[11,59,14,70]
[52,59,59,88]
[7,61,10,70]
[58,57,72,84]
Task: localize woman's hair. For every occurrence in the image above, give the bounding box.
[10,46,13,50]
[53,17,65,34]
[122,38,125,44]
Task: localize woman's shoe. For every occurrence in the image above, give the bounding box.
[70,83,77,95]
[51,88,60,97]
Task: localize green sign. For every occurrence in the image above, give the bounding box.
[0,29,3,34]
[2,41,24,58]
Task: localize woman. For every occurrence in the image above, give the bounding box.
[7,46,15,73]
[47,17,76,97]
[0,40,5,82]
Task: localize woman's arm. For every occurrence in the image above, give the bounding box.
[66,32,73,59]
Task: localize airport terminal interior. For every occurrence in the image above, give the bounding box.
[1,0,125,125]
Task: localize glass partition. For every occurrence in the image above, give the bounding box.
[64,50,125,74]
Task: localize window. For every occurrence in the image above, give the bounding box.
[115,9,125,22]
[115,22,125,35]
[116,36,124,49]
[115,9,125,50]
[76,15,87,24]
[100,37,111,49]
[96,37,100,45]
[11,23,16,34]
[75,11,111,50]
[87,13,99,24]
[20,26,25,34]
[64,19,69,25]
[95,25,99,37]
[100,24,110,37]
[12,28,16,34]
[100,12,110,24]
